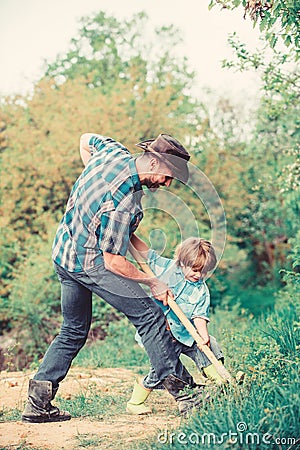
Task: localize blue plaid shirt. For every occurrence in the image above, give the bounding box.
[52,135,143,272]
[147,249,210,347]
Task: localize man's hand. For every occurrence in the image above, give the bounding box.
[149,279,174,306]
[103,252,173,306]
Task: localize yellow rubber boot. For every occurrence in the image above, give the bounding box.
[203,364,226,385]
[126,380,152,415]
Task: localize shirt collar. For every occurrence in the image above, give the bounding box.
[129,158,143,193]
[176,265,204,286]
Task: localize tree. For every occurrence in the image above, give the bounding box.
[0,11,208,320]
[209,0,300,56]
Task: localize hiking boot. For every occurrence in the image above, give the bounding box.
[162,374,208,417]
[22,379,71,423]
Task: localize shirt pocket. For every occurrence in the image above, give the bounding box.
[83,192,115,249]
[100,191,115,214]
[99,208,133,255]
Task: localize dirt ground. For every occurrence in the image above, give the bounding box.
[0,367,180,449]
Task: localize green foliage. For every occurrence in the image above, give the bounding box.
[5,235,62,368]
[0,407,22,423]
[57,384,126,420]
[262,306,299,357]
[45,11,195,94]
[73,320,149,372]
[131,295,299,449]
[209,0,300,56]
[0,8,298,370]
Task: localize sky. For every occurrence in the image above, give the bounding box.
[0,0,262,100]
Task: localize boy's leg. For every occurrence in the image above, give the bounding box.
[183,336,225,384]
[82,263,207,415]
[126,379,152,415]
[126,358,165,415]
[126,350,184,416]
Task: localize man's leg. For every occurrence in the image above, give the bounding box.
[34,265,93,387]
[22,264,92,423]
[83,263,192,383]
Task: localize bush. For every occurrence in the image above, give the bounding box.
[134,291,299,450]
[4,236,61,369]
[130,243,300,449]
[2,232,123,369]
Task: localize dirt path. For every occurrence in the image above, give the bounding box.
[0,368,180,449]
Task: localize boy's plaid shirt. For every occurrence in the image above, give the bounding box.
[147,249,210,347]
[52,135,143,272]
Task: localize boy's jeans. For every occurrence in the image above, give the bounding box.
[143,336,224,389]
[34,261,193,389]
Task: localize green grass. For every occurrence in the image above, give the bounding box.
[1,291,299,450]
[57,383,129,420]
[73,320,150,373]
[127,302,300,450]
[74,432,103,448]
[0,407,23,423]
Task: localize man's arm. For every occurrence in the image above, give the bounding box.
[130,234,149,260]
[103,251,173,306]
[80,133,101,166]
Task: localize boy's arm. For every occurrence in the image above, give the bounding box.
[193,317,210,347]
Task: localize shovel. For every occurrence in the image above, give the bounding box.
[129,243,234,383]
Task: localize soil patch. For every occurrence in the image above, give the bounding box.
[0,367,180,449]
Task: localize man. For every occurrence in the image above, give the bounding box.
[22,133,205,423]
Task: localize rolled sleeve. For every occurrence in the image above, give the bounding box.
[88,135,107,155]
[99,210,132,256]
[190,287,210,322]
[89,135,128,156]
[147,249,172,277]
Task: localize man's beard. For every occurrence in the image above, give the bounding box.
[143,178,161,190]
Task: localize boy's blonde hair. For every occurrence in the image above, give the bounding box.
[174,237,217,273]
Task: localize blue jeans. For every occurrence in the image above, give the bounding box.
[143,336,224,389]
[34,261,194,389]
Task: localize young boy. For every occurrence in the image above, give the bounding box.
[127,235,226,415]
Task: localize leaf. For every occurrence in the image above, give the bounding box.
[284,34,293,47]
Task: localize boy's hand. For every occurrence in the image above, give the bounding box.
[200,336,211,347]
[193,317,210,347]
[149,279,174,306]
